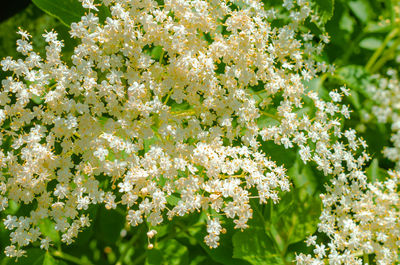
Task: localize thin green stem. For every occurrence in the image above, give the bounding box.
[159,49,165,64]
[164,88,174,105]
[363,253,369,264]
[52,250,93,265]
[370,37,400,73]
[129,226,182,265]
[261,110,281,121]
[366,27,399,72]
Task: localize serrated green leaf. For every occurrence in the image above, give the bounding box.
[312,0,335,26]
[271,190,320,246]
[232,228,283,265]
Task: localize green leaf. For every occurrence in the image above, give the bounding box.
[170,101,191,112]
[338,65,372,98]
[187,256,218,265]
[359,37,383,50]
[304,77,329,100]
[257,115,280,129]
[145,239,191,265]
[312,0,335,26]
[271,190,320,246]
[348,90,361,110]
[194,222,249,265]
[31,252,68,265]
[365,22,391,33]
[148,239,189,265]
[146,249,164,265]
[366,158,379,182]
[151,46,164,61]
[31,95,44,105]
[32,0,111,27]
[339,11,355,33]
[32,0,86,27]
[39,219,60,245]
[288,158,318,196]
[348,0,371,23]
[261,141,297,169]
[95,208,125,245]
[144,135,160,153]
[366,158,390,183]
[232,228,283,265]
[166,194,180,206]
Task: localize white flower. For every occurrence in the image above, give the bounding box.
[93,147,109,161]
[305,235,317,246]
[79,0,98,11]
[313,244,326,258]
[40,238,51,250]
[127,210,143,227]
[4,215,17,230]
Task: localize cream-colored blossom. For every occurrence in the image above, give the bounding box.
[0,0,363,255]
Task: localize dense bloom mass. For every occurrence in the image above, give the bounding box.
[297,170,400,265]
[0,0,372,259]
[296,41,400,265]
[368,69,400,169]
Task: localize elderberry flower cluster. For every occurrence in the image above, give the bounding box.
[0,0,367,257]
[368,69,400,169]
[296,170,400,265]
[295,68,400,265]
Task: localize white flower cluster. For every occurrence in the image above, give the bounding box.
[0,0,367,257]
[297,170,400,265]
[368,69,400,169]
[295,69,400,264]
